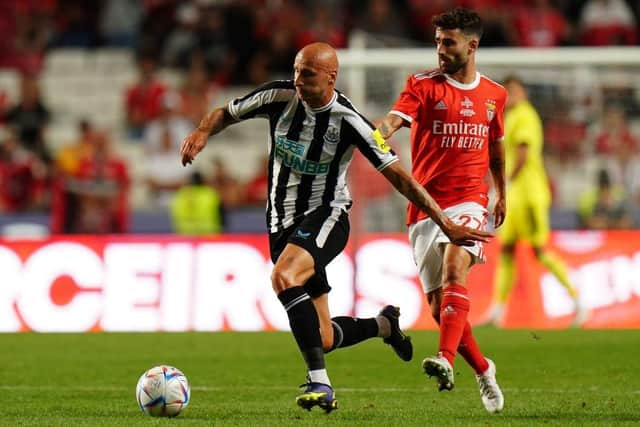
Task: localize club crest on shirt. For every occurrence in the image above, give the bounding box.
[485,99,497,121]
[324,126,340,144]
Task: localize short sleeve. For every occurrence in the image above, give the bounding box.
[510,108,538,146]
[389,75,422,124]
[510,118,532,146]
[344,116,398,171]
[227,80,294,121]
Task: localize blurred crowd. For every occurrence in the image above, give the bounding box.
[0,0,639,234]
[1,0,639,78]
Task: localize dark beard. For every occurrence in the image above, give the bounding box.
[441,60,465,75]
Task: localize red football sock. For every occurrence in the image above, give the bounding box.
[458,321,489,375]
[438,284,470,366]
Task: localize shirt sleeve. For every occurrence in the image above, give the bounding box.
[227,80,294,121]
[389,75,422,125]
[344,115,398,171]
[511,117,531,146]
[510,107,538,146]
[489,89,507,142]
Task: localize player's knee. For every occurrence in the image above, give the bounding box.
[442,259,467,285]
[442,271,464,286]
[270,266,296,294]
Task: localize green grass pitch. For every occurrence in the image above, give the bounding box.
[2,329,639,426]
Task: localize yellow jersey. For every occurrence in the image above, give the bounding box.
[504,100,551,205]
[170,185,223,235]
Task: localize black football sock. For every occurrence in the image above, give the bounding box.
[327,316,379,352]
[277,286,325,370]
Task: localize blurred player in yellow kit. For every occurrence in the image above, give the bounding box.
[486,75,585,327]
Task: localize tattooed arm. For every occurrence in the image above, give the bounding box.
[374,113,406,140]
[180,106,238,166]
[381,161,493,246]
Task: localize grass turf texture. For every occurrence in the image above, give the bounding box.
[1,329,639,426]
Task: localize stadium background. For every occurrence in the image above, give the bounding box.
[0,0,639,331]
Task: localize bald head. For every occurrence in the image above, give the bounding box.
[293,43,339,108]
[295,42,339,75]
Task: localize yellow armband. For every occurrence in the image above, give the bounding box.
[372,129,391,153]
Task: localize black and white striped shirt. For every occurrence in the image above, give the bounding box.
[228,80,398,233]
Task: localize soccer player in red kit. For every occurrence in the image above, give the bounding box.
[374,8,506,413]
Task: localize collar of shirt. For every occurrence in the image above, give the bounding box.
[302,91,337,113]
[444,72,481,90]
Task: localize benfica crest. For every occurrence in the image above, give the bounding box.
[485,99,497,121]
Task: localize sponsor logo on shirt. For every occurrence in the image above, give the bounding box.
[434,100,447,110]
[274,136,331,175]
[460,96,475,117]
[433,120,489,150]
[432,120,489,136]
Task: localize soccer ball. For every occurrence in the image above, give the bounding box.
[136,365,190,417]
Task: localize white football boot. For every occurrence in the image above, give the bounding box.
[476,358,504,413]
[422,353,454,391]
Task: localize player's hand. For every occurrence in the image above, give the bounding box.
[493,196,506,228]
[443,219,494,247]
[180,129,209,166]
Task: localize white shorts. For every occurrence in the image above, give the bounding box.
[408,202,488,293]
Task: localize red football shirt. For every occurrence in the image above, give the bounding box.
[390,69,506,225]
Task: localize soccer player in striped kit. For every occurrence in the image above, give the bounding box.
[180,42,491,413]
[374,8,506,413]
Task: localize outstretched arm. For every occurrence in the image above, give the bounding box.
[375,113,406,140]
[489,138,506,228]
[381,161,493,246]
[180,106,238,166]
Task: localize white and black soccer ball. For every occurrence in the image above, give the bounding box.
[136,365,190,417]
